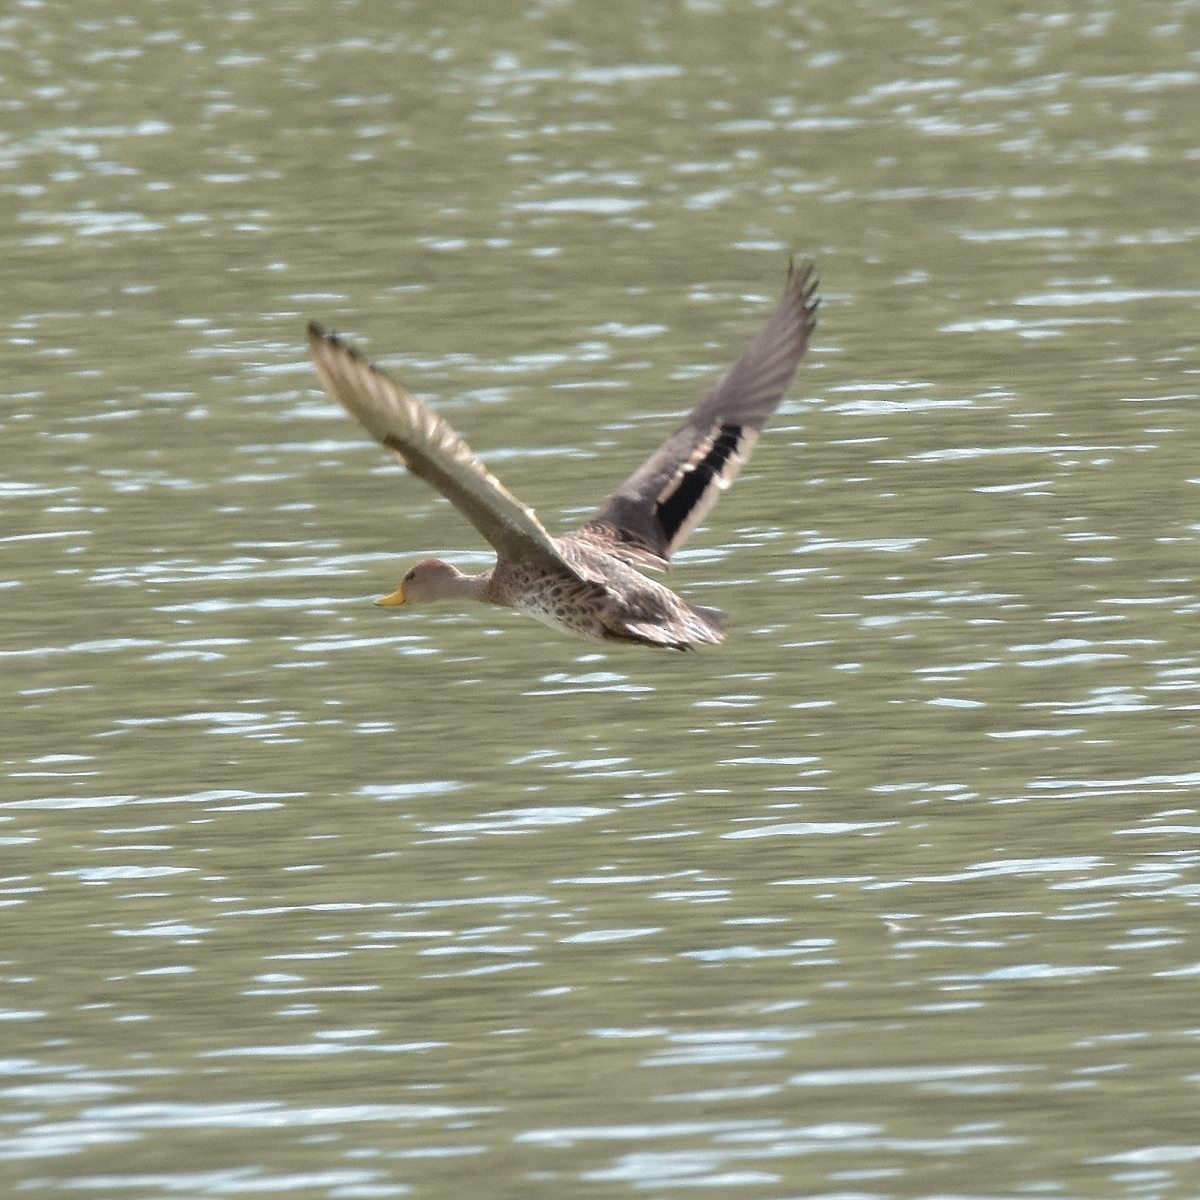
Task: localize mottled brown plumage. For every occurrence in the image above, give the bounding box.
[307,260,818,649]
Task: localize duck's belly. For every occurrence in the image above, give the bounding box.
[491,562,609,639]
[513,581,607,639]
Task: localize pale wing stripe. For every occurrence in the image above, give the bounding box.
[308,324,569,568]
[656,425,760,557]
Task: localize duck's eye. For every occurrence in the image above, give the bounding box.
[404,570,415,582]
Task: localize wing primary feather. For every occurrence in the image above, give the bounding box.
[306,323,570,570]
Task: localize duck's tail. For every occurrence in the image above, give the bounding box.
[689,602,728,639]
[618,601,727,651]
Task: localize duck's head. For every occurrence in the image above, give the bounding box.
[375,558,467,607]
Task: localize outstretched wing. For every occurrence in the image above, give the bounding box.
[576,260,818,567]
[308,324,571,570]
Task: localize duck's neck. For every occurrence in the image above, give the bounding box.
[448,566,493,605]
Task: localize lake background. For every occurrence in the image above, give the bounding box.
[3,0,1200,1196]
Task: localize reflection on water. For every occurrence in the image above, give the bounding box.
[3,0,1200,1195]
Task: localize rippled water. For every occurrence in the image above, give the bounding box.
[3,0,1200,1196]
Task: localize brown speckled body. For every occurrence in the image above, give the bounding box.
[483,534,725,650]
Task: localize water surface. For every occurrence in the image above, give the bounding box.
[3,0,1200,1197]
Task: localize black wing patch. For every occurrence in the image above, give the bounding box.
[654,423,752,553]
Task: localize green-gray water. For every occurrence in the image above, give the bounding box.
[3,1,1199,1197]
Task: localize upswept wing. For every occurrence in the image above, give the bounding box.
[578,260,818,566]
[308,324,570,570]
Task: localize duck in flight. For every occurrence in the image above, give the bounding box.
[307,260,818,650]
